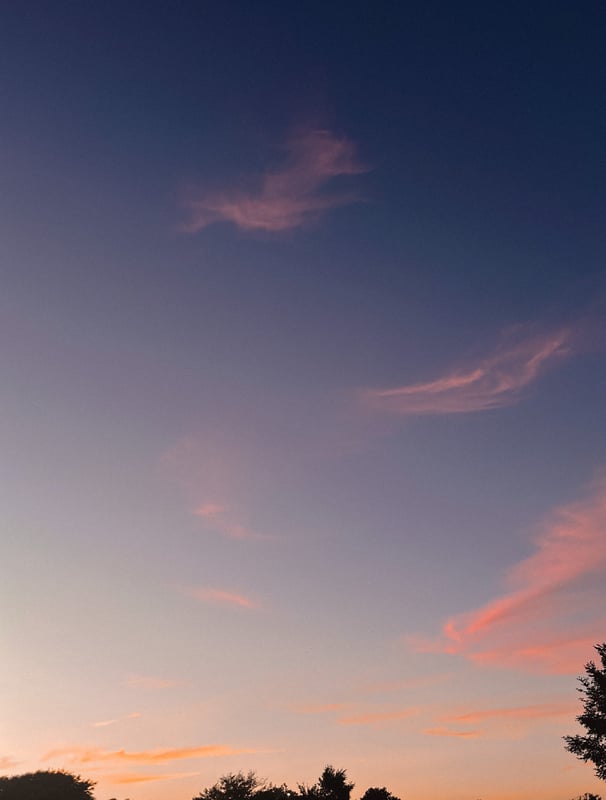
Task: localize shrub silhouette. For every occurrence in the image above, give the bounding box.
[0,770,95,799]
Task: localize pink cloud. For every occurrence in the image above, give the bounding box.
[181,129,367,233]
[446,703,576,724]
[362,326,572,415]
[412,476,606,673]
[185,586,258,609]
[467,634,600,674]
[0,756,20,770]
[44,744,254,765]
[109,771,201,784]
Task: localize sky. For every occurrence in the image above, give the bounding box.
[1,2,606,799]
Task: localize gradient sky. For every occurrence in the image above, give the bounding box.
[2,3,606,799]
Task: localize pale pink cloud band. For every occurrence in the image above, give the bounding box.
[363,327,572,415]
[181,129,367,233]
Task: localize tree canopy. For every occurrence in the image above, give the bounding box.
[299,766,354,800]
[360,787,401,800]
[0,770,95,800]
[565,643,606,781]
[194,772,293,800]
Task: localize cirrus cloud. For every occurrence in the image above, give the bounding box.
[43,744,256,765]
[411,474,606,673]
[185,586,258,609]
[362,326,572,415]
[181,129,368,234]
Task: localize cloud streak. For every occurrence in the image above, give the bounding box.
[92,712,141,728]
[185,586,258,609]
[109,771,201,785]
[413,475,606,673]
[181,129,367,234]
[363,326,572,415]
[445,703,576,724]
[44,744,254,765]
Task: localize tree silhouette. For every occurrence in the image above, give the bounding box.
[194,772,262,800]
[570,794,602,800]
[193,772,295,800]
[360,787,401,800]
[0,770,95,799]
[299,766,354,800]
[255,785,294,800]
[565,643,606,781]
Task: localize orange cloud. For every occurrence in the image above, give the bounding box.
[468,634,600,674]
[125,674,180,689]
[0,756,19,769]
[186,586,258,609]
[362,326,572,415]
[109,771,201,784]
[413,476,606,673]
[424,727,481,738]
[44,744,253,765]
[446,703,576,724]
[181,129,367,234]
[338,709,417,726]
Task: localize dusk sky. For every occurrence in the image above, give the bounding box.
[2,3,606,799]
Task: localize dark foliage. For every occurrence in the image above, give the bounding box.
[195,772,262,800]
[299,766,354,800]
[194,772,294,800]
[0,770,95,800]
[565,643,606,781]
[570,794,602,800]
[360,788,401,800]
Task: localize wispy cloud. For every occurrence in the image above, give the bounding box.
[181,129,367,234]
[362,326,572,415]
[0,756,20,769]
[445,703,576,724]
[466,633,600,674]
[109,771,201,785]
[125,674,180,690]
[44,744,255,765]
[338,708,418,726]
[412,475,606,673]
[194,503,270,541]
[424,727,481,738]
[185,586,258,609]
[92,712,141,728]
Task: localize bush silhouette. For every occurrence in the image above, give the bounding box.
[0,770,95,800]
